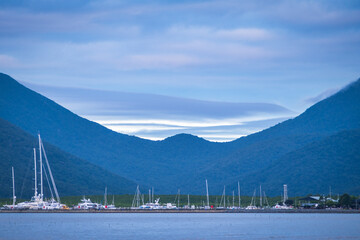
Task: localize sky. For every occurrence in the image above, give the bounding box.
[1,0,360,141]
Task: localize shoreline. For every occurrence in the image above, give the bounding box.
[1,209,359,214]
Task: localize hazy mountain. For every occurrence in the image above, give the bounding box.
[0,73,232,193]
[194,78,360,194]
[1,72,359,196]
[0,117,138,199]
[231,128,360,196]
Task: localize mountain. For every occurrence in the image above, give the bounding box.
[229,128,360,196]
[0,117,138,199]
[1,72,359,196]
[191,78,360,194]
[0,73,232,193]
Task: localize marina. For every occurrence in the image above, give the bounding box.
[3,134,66,210]
[1,208,359,214]
[2,141,357,211]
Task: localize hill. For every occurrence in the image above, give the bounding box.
[0,73,232,193]
[189,78,360,194]
[0,118,138,199]
[227,129,360,196]
[1,72,359,195]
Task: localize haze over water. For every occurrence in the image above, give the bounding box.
[1,213,360,239]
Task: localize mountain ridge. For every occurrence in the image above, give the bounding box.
[0,117,139,198]
[190,78,360,193]
[1,72,359,195]
[231,128,360,196]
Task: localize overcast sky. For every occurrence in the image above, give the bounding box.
[1,0,360,141]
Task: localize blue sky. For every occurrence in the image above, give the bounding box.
[1,0,360,141]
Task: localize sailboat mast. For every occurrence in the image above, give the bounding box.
[188,194,190,206]
[40,134,60,203]
[152,187,154,203]
[104,187,107,206]
[238,181,241,208]
[205,179,209,207]
[251,189,256,206]
[232,190,234,207]
[12,167,16,206]
[33,148,37,197]
[223,186,226,208]
[260,185,262,207]
[38,133,43,201]
[283,184,288,204]
[136,186,140,207]
[149,189,151,203]
[263,191,269,207]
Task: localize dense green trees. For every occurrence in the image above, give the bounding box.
[339,194,351,208]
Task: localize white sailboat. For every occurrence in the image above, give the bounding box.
[218,185,226,209]
[246,189,258,210]
[103,187,116,209]
[16,134,66,210]
[107,196,117,210]
[3,167,17,209]
[229,190,236,209]
[259,185,262,208]
[204,179,211,209]
[273,184,293,209]
[16,147,43,209]
[238,181,242,209]
[263,191,270,208]
[131,185,142,209]
[131,187,165,209]
[184,194,195,209]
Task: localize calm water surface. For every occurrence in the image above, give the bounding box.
[0,213,359,240]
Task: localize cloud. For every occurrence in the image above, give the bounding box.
[24,83,293,118]
[0,10,91,34]
[23,83,295,141]
[0,36,277,72]
[1,0,359,117]
[267,1,360,27]
[124,54,202,69]
[0,9,141,37]
[0,54,22,68]
[305,88,339,104]
[216,28,272,41]
[96,117,289,142]
[167,26,273,41]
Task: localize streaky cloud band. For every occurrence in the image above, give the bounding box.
[24,82,295,141]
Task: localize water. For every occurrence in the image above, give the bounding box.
[0,213,359,239]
